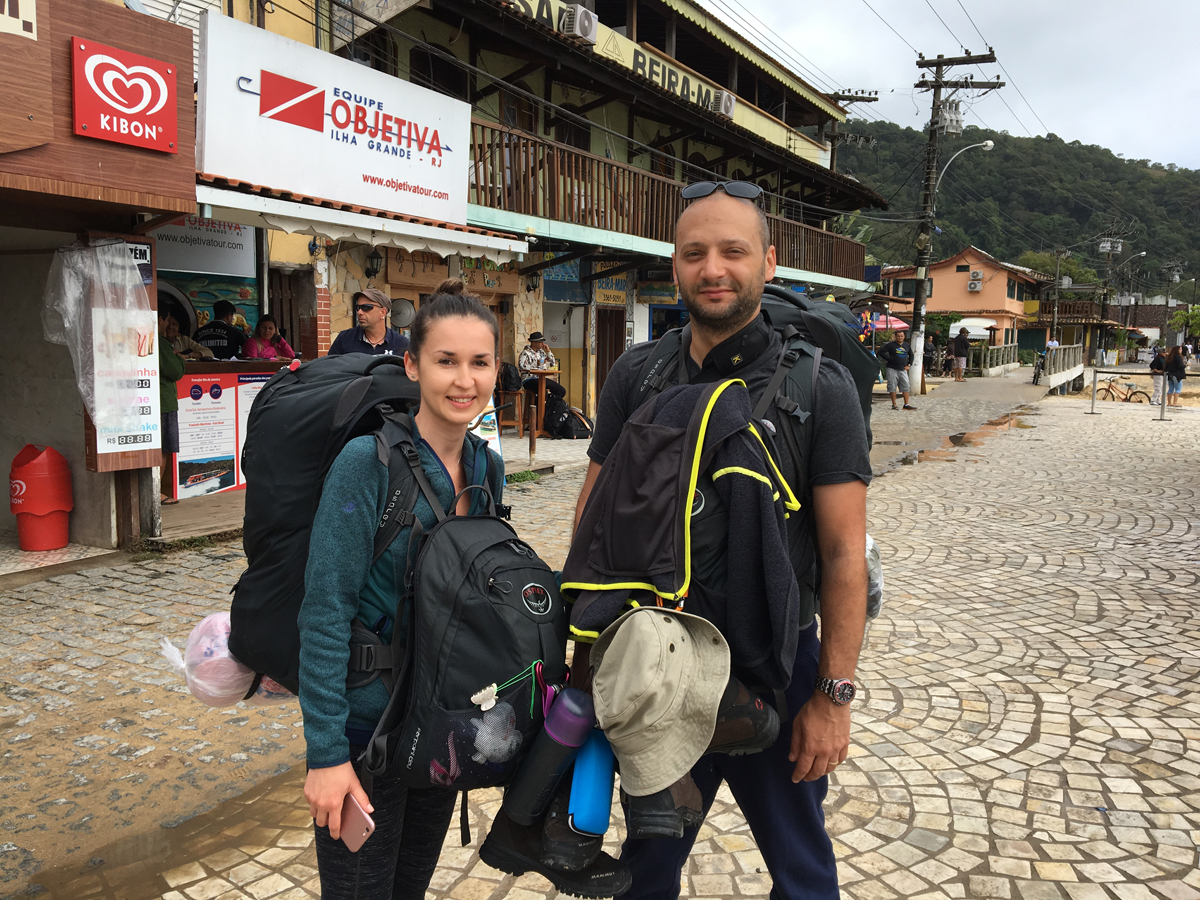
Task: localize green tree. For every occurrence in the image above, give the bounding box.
[924,312,963,344]
[1168,306,1200,335]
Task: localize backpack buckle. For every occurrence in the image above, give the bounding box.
[401,444,420,466]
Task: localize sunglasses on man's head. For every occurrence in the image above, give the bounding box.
[680,181,764,203]
[355,303,381,314]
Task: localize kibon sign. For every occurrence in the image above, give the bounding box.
[72,38,178,153]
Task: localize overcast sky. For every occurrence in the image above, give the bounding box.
[700,0,1200,170]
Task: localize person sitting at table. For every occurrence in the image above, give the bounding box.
[518,331,565,400]
[243,315,297,360]
[165,314,214,360]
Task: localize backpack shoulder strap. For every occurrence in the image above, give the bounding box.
[751,326,821,425]
[629,327,686,409]
[372,407,445,562]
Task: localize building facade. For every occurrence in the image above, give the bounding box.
[885,246,1049,346]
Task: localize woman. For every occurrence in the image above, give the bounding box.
[243,315,296,360]
[1165,346,1187,408]
[300,281,504,899]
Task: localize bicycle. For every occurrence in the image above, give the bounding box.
[1096,376,1151,403]
[1031,352,1045,386]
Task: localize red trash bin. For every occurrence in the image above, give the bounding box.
[9,445,73,551]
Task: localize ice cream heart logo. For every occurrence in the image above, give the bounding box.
[84,54,168,116]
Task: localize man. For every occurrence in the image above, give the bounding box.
[328,287,409,356]
[1150,347,1165,405]
[1046,335,1060,350]
[573,183,870,900]
[193,299,248,359]
[165,313,214,360]
[158,309,186,504]
[952,327,972,382]
[518,331,566,399]
[880,333,915,410]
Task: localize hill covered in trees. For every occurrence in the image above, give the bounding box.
[834,120,1200,296]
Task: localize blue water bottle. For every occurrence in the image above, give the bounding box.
[568,728,615,836]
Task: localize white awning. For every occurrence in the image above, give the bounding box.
[196,185,528,264]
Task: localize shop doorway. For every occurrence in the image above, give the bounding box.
[596,306,626,399]
[269,268,316,357]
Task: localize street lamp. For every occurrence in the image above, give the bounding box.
[934,140,994,199]
[910,139,995,393]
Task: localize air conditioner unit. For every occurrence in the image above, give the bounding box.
[968,280,983,292]
[969,269,984,280]
[560,4,598,42]
[708,90,737,118]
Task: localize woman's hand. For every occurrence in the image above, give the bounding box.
[304,762,372,840]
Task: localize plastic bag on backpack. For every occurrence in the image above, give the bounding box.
[865,533,884,619]
[160,612,293,708]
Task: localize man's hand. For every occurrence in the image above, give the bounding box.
[305,762,372,840]
[788,694,852,782]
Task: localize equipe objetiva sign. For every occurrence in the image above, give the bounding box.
[197,12,470,225]
[72,37,178,153]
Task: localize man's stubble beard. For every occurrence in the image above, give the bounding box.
[679,263,766,337]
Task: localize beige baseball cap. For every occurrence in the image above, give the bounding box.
[590,607,731,797]
[353,287,392,311]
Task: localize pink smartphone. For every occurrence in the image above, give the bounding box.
[340,794,376,853]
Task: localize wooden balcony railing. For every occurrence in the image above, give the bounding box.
[469,119,867,282]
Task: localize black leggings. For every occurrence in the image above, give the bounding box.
[313,747,458,900]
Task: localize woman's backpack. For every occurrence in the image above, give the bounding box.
[231,355,420,694]
[359,453,568,796]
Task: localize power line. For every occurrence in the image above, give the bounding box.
[697,0,889,126]
[923,0,966,51]
[858,0,918,54]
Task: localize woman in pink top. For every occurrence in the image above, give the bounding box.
[243,315,296,360]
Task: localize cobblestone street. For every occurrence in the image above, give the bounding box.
[3,392,1199,900]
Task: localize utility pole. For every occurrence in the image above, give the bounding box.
[824,91,879,173]
[909,51,1003,393]
[1050,249,1071,343]
[1095,223,1136,364]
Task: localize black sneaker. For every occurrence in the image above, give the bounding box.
[542,780,602,872]
[706,676,780,756]
[481,807,632,899]
[620,773,704,840]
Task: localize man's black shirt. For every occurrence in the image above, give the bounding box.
[194,320,247,359]
[328,325,410,356]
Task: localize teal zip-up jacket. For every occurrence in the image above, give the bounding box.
[299,424,504,768]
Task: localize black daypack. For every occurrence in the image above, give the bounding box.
[500,361,522,392]
[542,394,572,439]
[554,407,593,440]
[563,379,800,687]
[360,473,568,795]
[231,354,421,694]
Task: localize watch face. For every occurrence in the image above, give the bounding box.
[832,679,856,705]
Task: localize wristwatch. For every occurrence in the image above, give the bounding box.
[815,677,857,706]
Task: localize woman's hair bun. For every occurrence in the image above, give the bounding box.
[432,278,465,296]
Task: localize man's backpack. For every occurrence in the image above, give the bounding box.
[500,361,522,392]
[360,472,568,795]
[554,407,593,440]
[231,354,421,693]
[623,287,876,628]
[563,379,800,688]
